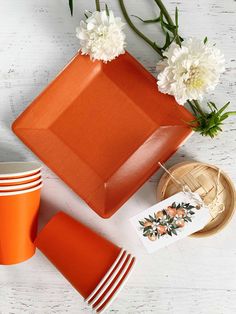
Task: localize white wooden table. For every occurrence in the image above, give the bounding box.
[0,1,236,313]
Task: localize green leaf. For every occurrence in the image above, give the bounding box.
[216,102,230,117]
[69,0,73,16]
[163,209,167,216]
[95,0,101,11]
[139,220,145,226]
[159,12,166,34]
[167,230,172,236]
[143,226,153,232]
[175,7,179,27]
[220,111,236,121]
[207,102,217,112]
[131,15,161,23]
[161,20,177,32]
[105,4,109,16]
[185,216,192,222]
[162,32,171,50]
[224,111,236,116]
[187,205,195,209]
[220,113,230,121]
[190,99,235,138]
[149,215,155,222]
[172,228,177,235]
[204,36,208,44]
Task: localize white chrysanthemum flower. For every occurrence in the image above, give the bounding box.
[76,10,126,62]
[157,38,225,105]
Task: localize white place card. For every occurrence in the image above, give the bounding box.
[130,192,211,253]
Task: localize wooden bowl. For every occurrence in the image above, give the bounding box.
[157,161,236,237]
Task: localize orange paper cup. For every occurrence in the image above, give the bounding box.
[93,255,136,313]
[0,183,43,265]
[0,171,41,186]
[0,178,42,192]
[0,162,41,179]
[87,252,136,313]
[35,212,136,311]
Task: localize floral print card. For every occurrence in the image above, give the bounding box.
[130,192,211,253]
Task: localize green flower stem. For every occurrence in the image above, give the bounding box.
[118,0,164,57]
[154,0,181,46]
[95,0,100,11]
[193,100,206,117]
[187,100,235,138]
[154,0,181,45]
[69,0,73,15]
[154,0,173,26]
[188,99,206,117]
[187,100,197,115]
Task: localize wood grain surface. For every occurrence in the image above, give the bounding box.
[0,1,236,313]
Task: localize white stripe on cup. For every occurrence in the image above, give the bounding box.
[0,162,41,178]
[94,256,136,313]
[0,182,43,196]
[0,171,41,183]
[85,248,126,303]
[0,178,42,191]
[87,251,129,307]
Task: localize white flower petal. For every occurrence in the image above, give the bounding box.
[156,38,225,105]
[76,10,126,62]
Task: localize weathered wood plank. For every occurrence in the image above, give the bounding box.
[0,0,235,313]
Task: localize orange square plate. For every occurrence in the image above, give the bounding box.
[13,52,193,218]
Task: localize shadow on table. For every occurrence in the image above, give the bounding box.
[38,196,60,233]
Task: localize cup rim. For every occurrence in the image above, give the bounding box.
[95,256,136,314]
[86,249,127,304]
[88,252,130,307]
[85,252,136,314]
[0,182,43,196]
[0,178,42,191]
[0,162,41,178]
[0,171,41,184]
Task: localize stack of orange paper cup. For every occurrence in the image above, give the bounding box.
[0,162,43,265]
[35,212,136,313]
